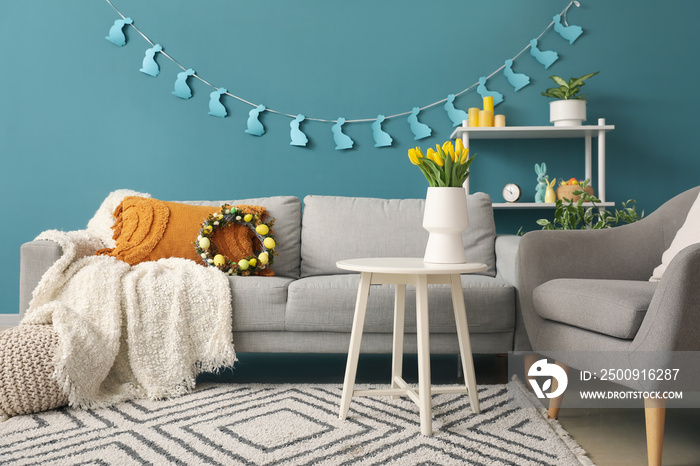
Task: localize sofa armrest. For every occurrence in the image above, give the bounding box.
[19,240,63,317]
[495,234,520,287]
[495,234,531,351]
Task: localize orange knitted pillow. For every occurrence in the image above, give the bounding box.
[96,197,273,276]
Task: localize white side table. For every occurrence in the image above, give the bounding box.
[336,257,487,436]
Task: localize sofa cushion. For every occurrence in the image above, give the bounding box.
[184,196,302,279]
[229,276,294,331]
[300,193,496,278]
[96,197,271,275]
[285,274,513,334]
[533,279,658,339]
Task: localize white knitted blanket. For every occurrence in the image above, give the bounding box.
[21,190,236,409]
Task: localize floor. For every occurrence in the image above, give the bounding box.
[2,325,698,465]
[557,407,700,466]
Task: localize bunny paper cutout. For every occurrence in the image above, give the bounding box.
[140,44,163,77]
[208,88,227,118]
[553,14,583,45]
[332,118,354,150]
[371,115,393,148]
[529,39,559,69]
[407,107,432,140]
[503,59,530,92]
[477,77,503,106]
[106,17,133,47]
[444,94,469,127]
[290,114,308,147]
[245,105,266,136]
[172,69,196,99]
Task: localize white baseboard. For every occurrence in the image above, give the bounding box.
[0,314,20,328]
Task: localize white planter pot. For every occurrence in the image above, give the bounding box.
[422,187,468,264]
[550,99,587,126]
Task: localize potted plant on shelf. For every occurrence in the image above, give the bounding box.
[536,179,643,230]
[408,140,475,264]
[542,71,599,126]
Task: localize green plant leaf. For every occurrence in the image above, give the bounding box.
[421,159,444,187]
[441,147,453,187]
[577,71,600,82]
[568,72,599,90]
[549,75,568,87]
[542,88,567,99]
[417,164,436,187]
[453,162,465,187]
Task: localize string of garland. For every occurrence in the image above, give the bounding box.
[104,0,583,150]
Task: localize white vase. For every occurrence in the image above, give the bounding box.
[423,187,468,264]
[549,99,587,126]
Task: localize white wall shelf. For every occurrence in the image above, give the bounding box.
[492,201,616,209]
[450,118,615,209]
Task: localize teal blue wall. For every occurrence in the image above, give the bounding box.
[2,1,699,315]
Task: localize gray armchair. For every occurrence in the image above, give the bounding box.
[518,186,700,466]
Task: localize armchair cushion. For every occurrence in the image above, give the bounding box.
[533,279,657,339]
[650,191,700,281]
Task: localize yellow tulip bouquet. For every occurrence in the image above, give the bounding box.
[408,139,475,187]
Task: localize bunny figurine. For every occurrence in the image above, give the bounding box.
[535,163,548,203]
[545,177,557,203]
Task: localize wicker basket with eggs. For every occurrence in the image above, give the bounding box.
[556,179,594,202]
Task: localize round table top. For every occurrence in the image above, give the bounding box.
[336,257,487,275]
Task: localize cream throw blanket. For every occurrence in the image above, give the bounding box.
[21,190,236,409]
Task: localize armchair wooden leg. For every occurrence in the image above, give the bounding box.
[547,361,569,419]
[524,353,539,376]
[644,397,666,466]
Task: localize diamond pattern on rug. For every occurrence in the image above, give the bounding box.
[221,407,333,451]
[0,382,592,466]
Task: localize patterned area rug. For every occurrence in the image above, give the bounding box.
[0,380,592,465]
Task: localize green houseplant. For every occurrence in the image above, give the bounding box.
[542,71,599,100]
[536,179,643,230]
[543,71,599,126]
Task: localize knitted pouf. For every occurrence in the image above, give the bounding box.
[0,325,68,420]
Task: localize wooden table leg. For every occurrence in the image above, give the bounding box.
[391,284,406,398]
[450,274,480,414]
[415,275,433,435]
[339,272,372,419]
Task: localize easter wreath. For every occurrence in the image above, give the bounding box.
[194,204,276,276]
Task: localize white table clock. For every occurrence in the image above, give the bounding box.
[502,183,521,203]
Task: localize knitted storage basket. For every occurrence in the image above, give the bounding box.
[0,325,68,420]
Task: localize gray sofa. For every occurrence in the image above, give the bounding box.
[20,193,525,355]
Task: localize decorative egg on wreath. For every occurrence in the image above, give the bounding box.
[193,204,276,276]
